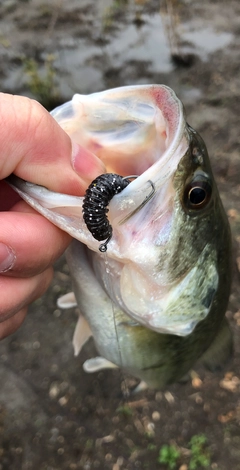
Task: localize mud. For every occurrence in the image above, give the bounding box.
[0,1,240,469]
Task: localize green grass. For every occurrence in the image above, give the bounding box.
[158,444,180,469]
[23,54,60,109]
[157,434,211,469]
[189,434,211,470]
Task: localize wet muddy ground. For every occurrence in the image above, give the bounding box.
[0,0,240,469]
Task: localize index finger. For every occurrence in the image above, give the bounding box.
[0,93,104,195]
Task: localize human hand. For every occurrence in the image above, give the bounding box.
[0,93,105,339]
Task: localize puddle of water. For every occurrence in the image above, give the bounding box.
[103,13,173,74]
[52,12,173,96]
[55,14,234,96]
[181,26,233,61]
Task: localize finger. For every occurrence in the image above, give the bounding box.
[0,267,53,323]
[0,204,71,277]
[0,93,105,195]
[0,307,27,340]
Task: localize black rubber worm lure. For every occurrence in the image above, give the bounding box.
[83,173,155,252]
[82,173,132,252]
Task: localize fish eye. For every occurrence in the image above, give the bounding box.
[184,178,212,210]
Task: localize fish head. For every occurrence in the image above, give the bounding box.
[7,85,231,338]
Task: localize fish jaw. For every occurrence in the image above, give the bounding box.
[52,85,189,248]
[8,84,187,249]
[6,85,230,338]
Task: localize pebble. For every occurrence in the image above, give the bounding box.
[152,411,161,421]
[102,435,115,443]
[227,208,238,218]
[58,396,68,406]
[164,391,175,404]
[220,376,240,392]
[192,377,202,388]
[49,383,60,399]
[146,422,155,436]
[218,410,235,423]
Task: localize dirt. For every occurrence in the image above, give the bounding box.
[0,0,240,469]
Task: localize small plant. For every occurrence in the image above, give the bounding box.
[116,405,133,416]
[23,54,59,109]
[189,434,211,470]
[157,434,211,469]
[157,444,180,469]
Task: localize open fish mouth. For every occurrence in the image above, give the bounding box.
[7,85,219,337]
[50,85,189,255]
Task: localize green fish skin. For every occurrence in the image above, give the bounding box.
[65,126,232,390]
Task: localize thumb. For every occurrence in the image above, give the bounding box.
[0,93,104,195]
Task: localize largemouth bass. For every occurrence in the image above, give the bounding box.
[7,85,232,389]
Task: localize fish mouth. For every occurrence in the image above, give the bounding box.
[51,85,189,254]
[52,84,187,180]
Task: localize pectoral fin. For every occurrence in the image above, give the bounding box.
[83,357,118,373]
[57,292,78,309]
[73,315,93,356]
